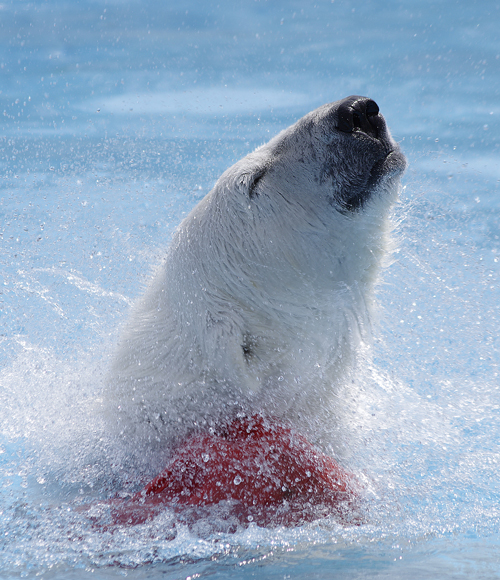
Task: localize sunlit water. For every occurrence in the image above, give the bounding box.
[1,1,500,578]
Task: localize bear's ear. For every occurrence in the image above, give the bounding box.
[238,167,267,199]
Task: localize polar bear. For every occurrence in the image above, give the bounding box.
[104,95,406,455]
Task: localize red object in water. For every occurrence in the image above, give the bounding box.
[110,415,360,527]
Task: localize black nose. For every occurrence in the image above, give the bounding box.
[337,95,381,138]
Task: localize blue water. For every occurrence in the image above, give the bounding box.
[1,0,500,578]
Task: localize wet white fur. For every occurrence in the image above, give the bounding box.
[104,101,406,451]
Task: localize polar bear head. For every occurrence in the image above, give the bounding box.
[228,95,405,211]
[207,95,407,302]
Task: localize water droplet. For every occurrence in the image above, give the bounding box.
[233,475,242,485]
